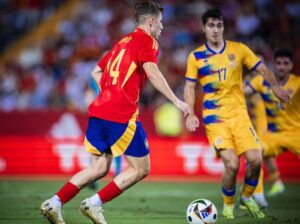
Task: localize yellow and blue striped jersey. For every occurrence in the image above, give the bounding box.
[247,74,300,132]
[185,40,261,124]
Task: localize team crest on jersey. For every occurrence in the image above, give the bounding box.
[228,54,235,61]
[228,54,237,68]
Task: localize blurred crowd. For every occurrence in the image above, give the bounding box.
[0,0,300,113]
[0,0,64,52]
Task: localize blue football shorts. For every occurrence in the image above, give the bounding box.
[84,117,150,157]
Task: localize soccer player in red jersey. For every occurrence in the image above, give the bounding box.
[40,1,190,224]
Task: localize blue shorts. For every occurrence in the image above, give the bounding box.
[84,117,150,157]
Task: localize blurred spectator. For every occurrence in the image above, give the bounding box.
[0,0,299,128]
[0,0,64,52]
[236,1,260,37]
[0,62,19,111]
[18,44,43,68]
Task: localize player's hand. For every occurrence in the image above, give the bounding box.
[271,85,290,103]
[174,99,190,118]
[185,114,199,132]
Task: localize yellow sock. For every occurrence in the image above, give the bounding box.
[241,178,258,198]
[254,169,264,194]
[222,187,235,207]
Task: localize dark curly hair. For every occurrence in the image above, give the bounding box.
[134,1,164,24]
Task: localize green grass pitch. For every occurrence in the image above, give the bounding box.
[0,180,299,224]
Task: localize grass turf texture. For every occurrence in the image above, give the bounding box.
[0,180,299,224]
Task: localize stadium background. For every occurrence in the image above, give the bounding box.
[1,1,300,224]
[0,0,299,180]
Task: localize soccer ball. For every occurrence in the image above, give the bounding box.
[186,199,218,224]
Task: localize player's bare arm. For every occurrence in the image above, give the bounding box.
[183,81,199,132]
[91,65,102,89]
[143,62,190,117]
[256,63,290,103]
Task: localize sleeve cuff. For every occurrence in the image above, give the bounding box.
[185,77,197,82]
[250,60,262,71]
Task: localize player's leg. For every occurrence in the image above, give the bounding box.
[260,131,290,197]
[204,120,236,218]
[41,153,112,224]
[88,156,123,190]
[241,166,268,209]
[219,149,239,219]
[114,154,150,189]
[80,154,150,223]
[240,149,265,218]
[70,153,112,188]
[80,120,150,223]
[230,112,265,217]
[265,157,285,197]
[88,155,100,190]
[252,168,268,208]
[264,130,300,197]
[242,149,261,198]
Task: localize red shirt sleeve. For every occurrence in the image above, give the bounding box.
[138,36,159,64]
[97,50,112,70]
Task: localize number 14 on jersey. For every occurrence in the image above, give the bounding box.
[107,49,137,87]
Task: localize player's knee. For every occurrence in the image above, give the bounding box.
[90,169,106,179]
[225,160,239,175]
[100,167,110,177]
[136,166,150,180]
[246,153,262,168]
[91,163,109,178]
[247,158,262,170]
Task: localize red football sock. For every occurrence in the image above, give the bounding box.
[98,180,123,204]
[56,182,80,204]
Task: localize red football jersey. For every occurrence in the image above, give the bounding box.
[88,28,159,123]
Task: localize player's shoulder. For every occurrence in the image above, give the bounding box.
[135,28,158,43]
[226,40,246,50]
[118,33,134,45]
[121,28,158,51]
[189,45,207,59]
[192,44,206,52]
[140,35,159,51]
[289,73,300,84]
[289,73,300,80]
[256,74,265,83]
[252,73,264,81]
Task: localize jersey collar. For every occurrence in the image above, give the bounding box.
[205,39,226,55]
[278,73,291,86]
